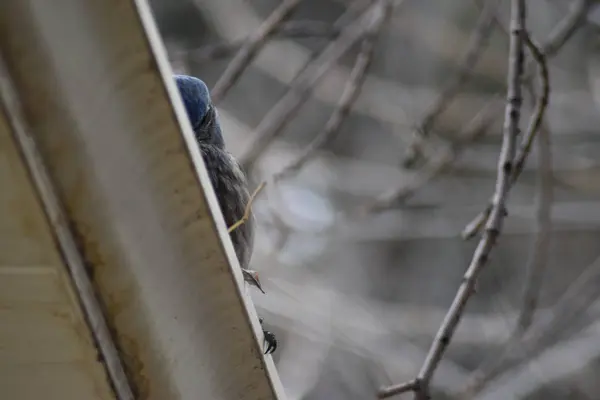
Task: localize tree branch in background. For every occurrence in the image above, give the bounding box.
[364,95,501,214]
[402,0,499,169]
[187,21,342,63]
[462,33,550,239]
[378,1,527,398]
[240,0,398,171]
[209,0,303,103]
[290,0,376,84]
[259,0,390,254]
[178,0,373,65]
[271,1,389,183]
[516,118,553,333]
[540,0,594,58]
[460,253,600,398]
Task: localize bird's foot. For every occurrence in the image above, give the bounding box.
[263,329,277,354]
[259,317,277,354]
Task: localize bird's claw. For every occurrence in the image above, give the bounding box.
[259,317,277,354]
[263,329,277,354]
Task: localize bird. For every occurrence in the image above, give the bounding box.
[174,74,277,355]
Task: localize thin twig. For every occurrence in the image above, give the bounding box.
[380,2,527,399]
[272,1,390,183]
[516,119,553,333]
[289,0,376,86]
[238,0,375,248]
[513,36,551,176]
[377,379,420,399]
[402,0,499,168]
[210,0,303,103]
[186,21,342,63]
[240,0,394,171]
[462,32,550,239]
[259,0,388,250]
[228,181,267,233]
[363,96,502,214]
[540,0,594,58]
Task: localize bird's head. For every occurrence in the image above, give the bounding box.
[174,74,225,148]
[242,268,265,294]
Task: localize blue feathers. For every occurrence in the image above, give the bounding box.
[174,74,210,129]
[174,74,224,148]
[173,73,251,266]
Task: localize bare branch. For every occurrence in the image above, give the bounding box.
[377,379,419,399]
[186,21,342,64]
[402,0,499,168]
[395,2,526,399]
[272,2,389,183]
[540,0,594,58]
[290,0,376,84]
[462,32,550,239]
[210,0,303,103]
[363,96,501,214]
[513,37,551,174]
[516,119,553,333]
[240,0,396,170]
[476,320,600,400]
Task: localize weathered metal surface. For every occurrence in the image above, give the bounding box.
[0,0,285,399]
[0,107,117,399]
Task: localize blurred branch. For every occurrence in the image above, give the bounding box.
[187,21,342,63]
[363,95,502,214]
[379,2,527,398]
[209,0,303,103]
[240,0,397,170]
[290,0,376,84]
[271,2,388,183]
[476,319,600,400]
[191,0,593,140]
[540,0,595,58]
[462,33,550,239]
[402,0,499,168]
[257,279,520,346]
[516,120,553,333]
[461,253,600,398]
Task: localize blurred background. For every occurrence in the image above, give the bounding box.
[149,0,600,399]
